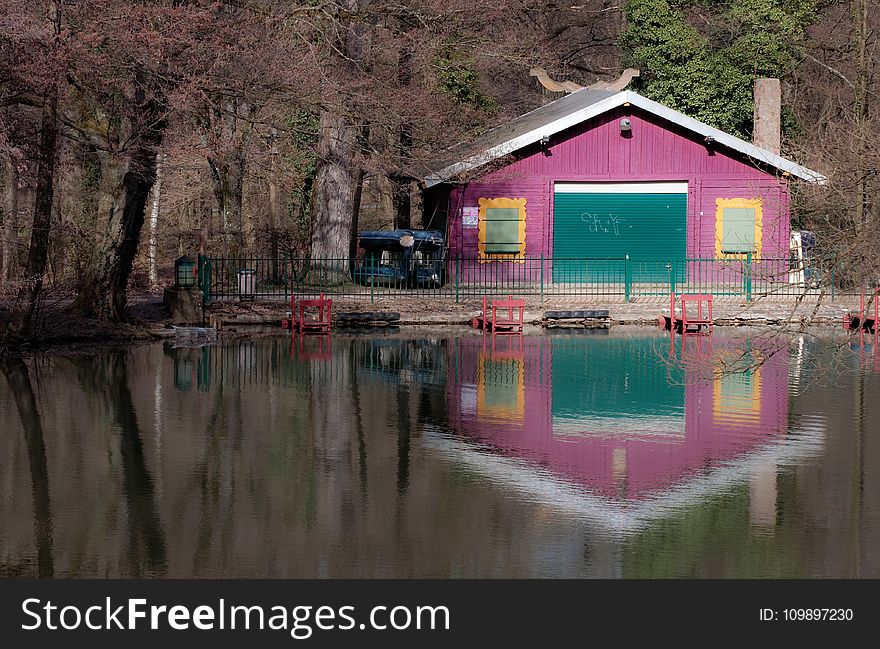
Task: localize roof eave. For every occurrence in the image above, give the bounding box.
[423,93,626,188]
[423,90,826,187]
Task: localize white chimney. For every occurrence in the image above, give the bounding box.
[753,78,781,155]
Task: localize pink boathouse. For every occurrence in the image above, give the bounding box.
[417,87,825,286]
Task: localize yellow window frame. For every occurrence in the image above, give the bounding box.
[476,355,525,423]
[715,198,763,259]
[478,197,526,263]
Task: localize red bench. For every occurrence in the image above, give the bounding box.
[291,293,332,333]
[472,295,525,332]
[845,288,879,334]
[670,292,712,334]
[491,295,525,333]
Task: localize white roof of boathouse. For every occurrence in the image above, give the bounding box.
[417,89,826,187]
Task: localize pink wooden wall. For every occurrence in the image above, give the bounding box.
[445,334,789,501]
[444,106,791,261]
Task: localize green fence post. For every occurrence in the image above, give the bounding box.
[197,254,212,305]
[745,251,753,302]
[624,254,631,302]
[197,253,205,302]
[540,252,544,303]
[455,255,460,304]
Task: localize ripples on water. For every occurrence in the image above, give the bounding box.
[1,327,879,578]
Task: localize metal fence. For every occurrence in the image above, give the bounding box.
[198,253,844,303]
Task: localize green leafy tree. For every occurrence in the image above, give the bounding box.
[436,51,499,113]
[621,0,816,137]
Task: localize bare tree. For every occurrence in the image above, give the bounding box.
[1,154,19,283]
[148,153,165,288]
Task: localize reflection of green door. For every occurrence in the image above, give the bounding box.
[551,335,684,425]
[552,183,687,283]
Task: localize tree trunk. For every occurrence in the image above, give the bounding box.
[205,97,253,259]
[242,169,256,253]
[72,72,166,321]
[2,92,58,344]
[309,0,370,272]
[310,110,359,263]
[2,156,19,282]
[73,144,160,320]
[148,153,164,288]
[853,0,868,231]
[348,123,369,273]
[267,131,281,282]
[393,178,412,230]
[207,151,245,258]
[393,43,413,230]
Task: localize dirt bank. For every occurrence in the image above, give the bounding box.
[0,292,859,357]
[206,295,855,328]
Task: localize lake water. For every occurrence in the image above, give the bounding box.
[1,327,879,578]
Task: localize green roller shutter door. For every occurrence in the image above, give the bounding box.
[553,183,687,283]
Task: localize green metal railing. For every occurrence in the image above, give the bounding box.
[199,254,844,303]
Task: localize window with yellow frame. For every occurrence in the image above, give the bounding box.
[478,197,526,263]
[715,198,762,259]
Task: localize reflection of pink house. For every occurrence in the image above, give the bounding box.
[445,333,789,503]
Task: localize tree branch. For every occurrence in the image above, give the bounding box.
[0,94,44,109]
[803,53,855,89]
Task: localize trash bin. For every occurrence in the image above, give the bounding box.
[238,269,256,301]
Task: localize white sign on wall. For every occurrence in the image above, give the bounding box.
[462,207,479,228]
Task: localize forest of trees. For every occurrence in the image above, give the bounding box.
[0,0,877,342]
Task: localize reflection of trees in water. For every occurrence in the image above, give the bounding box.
[107,353,167,577]
[0,358,54,578]
[190,367,244,577]
[396,386,411,495]
[348,340,369,506]
[348,337,452,498]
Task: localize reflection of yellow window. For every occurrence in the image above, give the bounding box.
[713,365,761,424]
[478,197,526,263]
[476,355,525,422]
[715,198,763,259]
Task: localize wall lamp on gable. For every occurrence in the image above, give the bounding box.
[704,135,716,155]
[539,135,551,155]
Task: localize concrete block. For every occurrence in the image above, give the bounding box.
[163,286,203,325]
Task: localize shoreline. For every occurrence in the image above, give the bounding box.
[0,293,858,358]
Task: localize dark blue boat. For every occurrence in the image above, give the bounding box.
[354,229,446,288]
